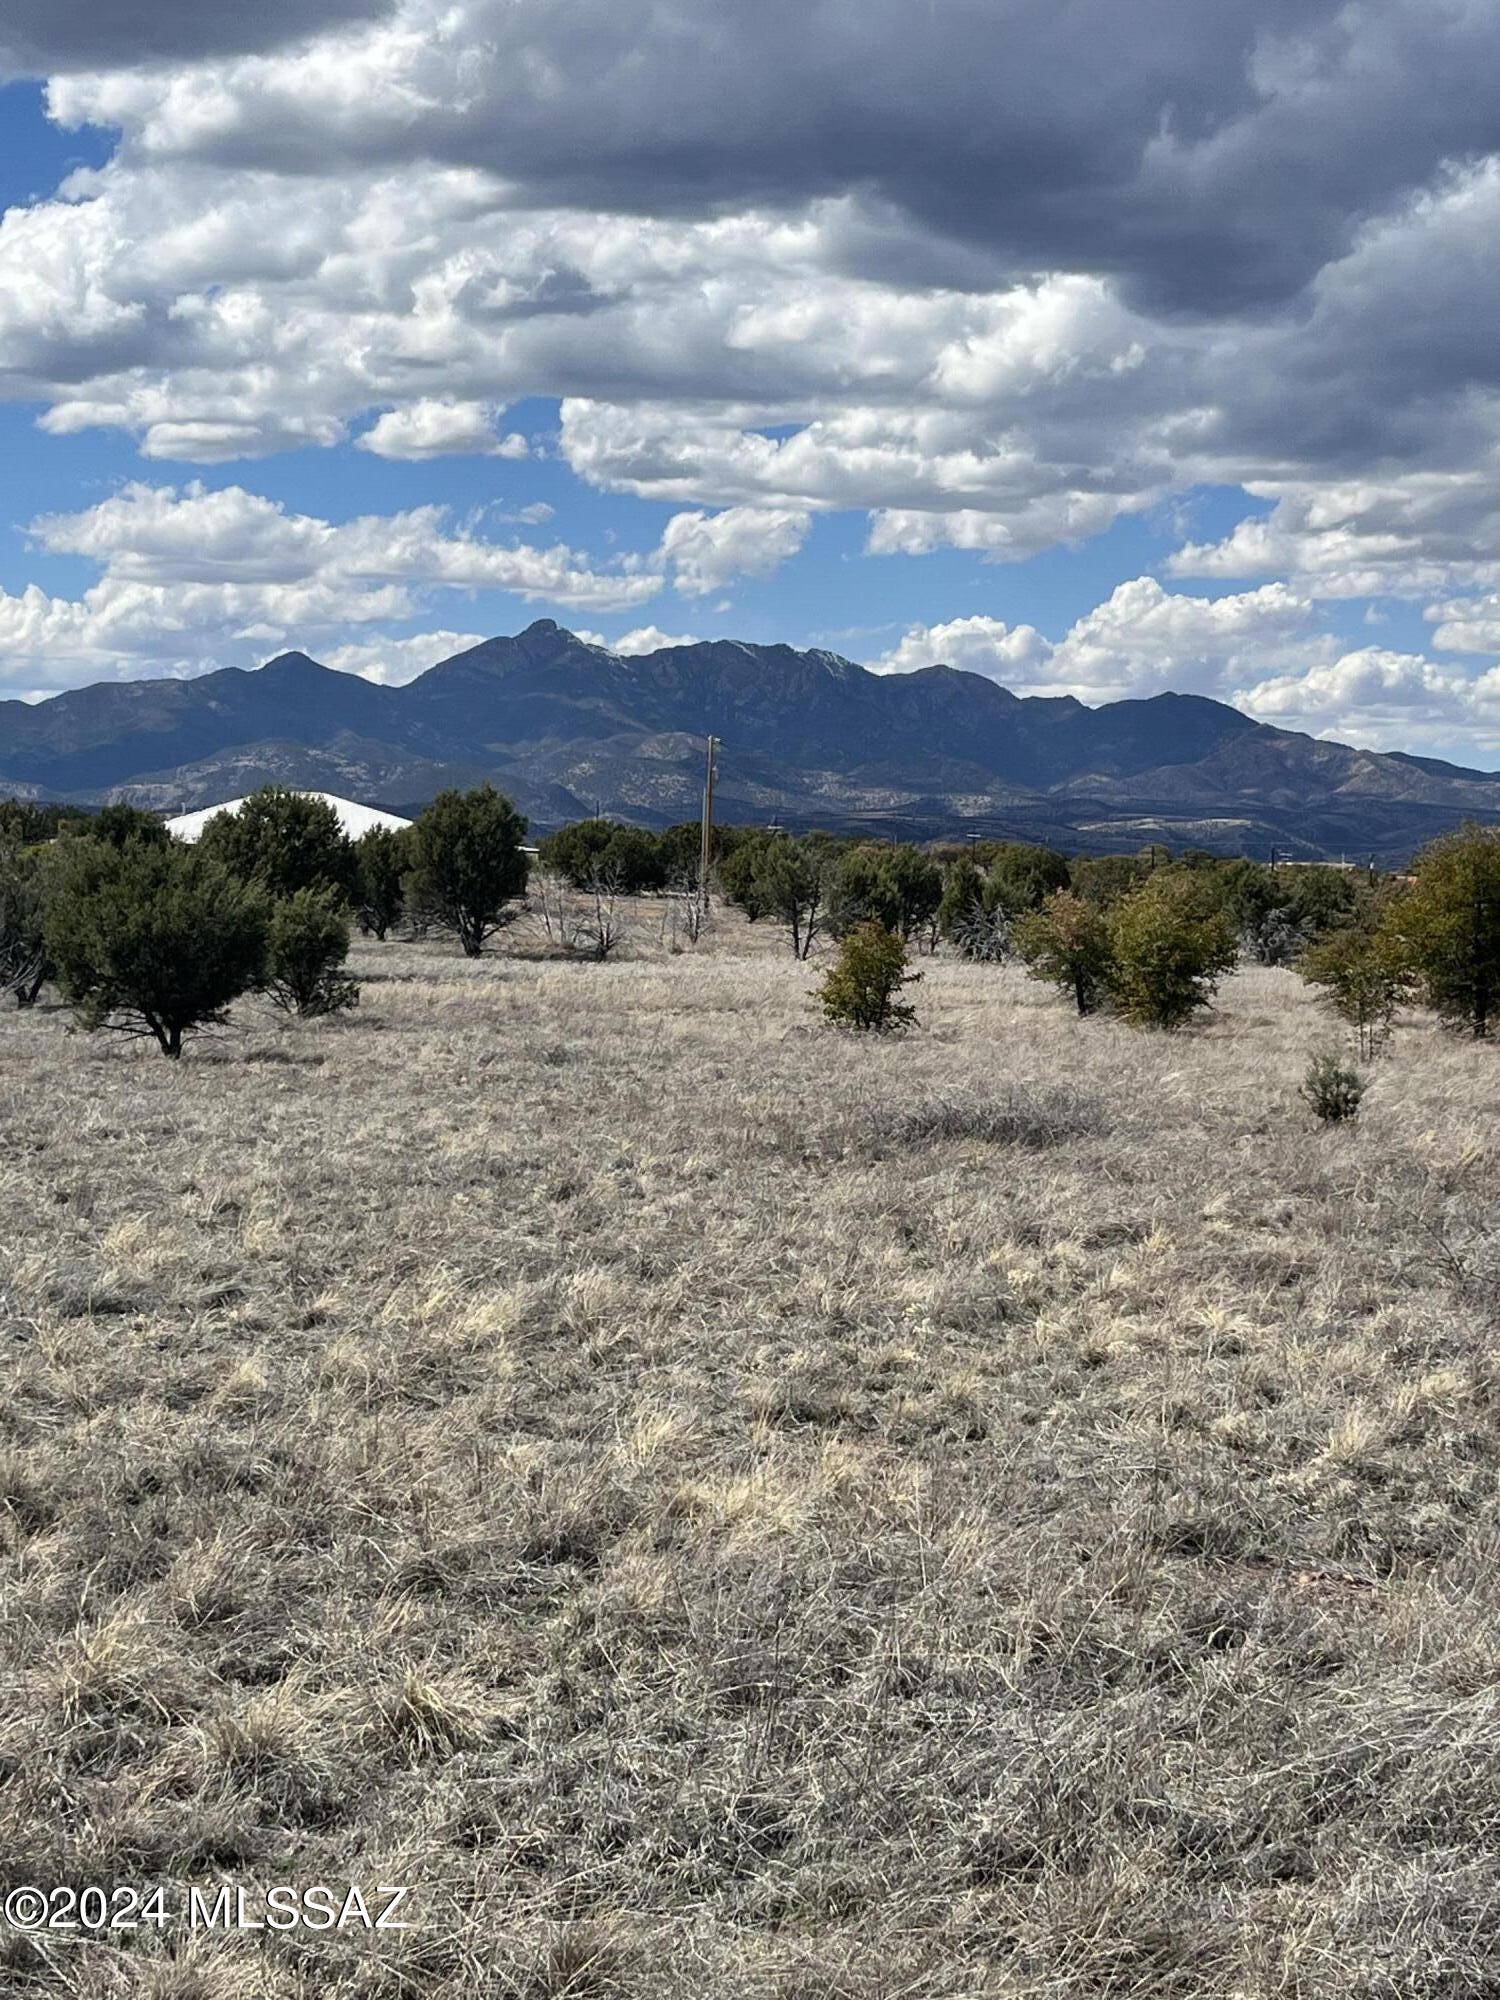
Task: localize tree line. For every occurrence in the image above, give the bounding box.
[0,786,528,1056]
[2,789,1496,1064]
[715,828,1384,968]
[744,825,1497,1051]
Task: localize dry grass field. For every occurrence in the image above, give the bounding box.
[1,910,1497,1998]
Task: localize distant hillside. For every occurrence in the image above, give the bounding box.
[3,620,1498,861]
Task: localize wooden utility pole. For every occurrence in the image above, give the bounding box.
[698,735,719,919]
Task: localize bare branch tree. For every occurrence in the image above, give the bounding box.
[661,869,710,951]
[528,864,630,961]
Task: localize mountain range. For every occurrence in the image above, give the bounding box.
[3,620,1497,861]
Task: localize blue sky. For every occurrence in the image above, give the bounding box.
[1,12,1498,763]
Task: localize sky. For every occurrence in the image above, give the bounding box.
[1,3,1500,766]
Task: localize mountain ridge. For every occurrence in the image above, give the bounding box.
[2,619,1496,861]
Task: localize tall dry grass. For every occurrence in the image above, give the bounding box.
[0,913,1496,1995]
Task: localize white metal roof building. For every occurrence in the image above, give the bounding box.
[166,792,413,843]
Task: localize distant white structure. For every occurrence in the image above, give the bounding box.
[166,792,413,843]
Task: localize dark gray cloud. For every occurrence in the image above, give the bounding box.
[0,0,394,79]
[6,0,1500,673]
[79,0,1500,318]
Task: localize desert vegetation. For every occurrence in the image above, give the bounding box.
[0,799,1496,1996]
[816,920,921,1032]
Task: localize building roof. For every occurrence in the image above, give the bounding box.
[166,792,413,843]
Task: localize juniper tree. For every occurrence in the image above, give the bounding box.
[1385,823,1500,1038]
[1106,872,1238,1030]
[939,856,985,937]
[198,787,357,903]
[0,840,50,1006]
[91,802,170,850]
[938,856,1009,961]
[718,832,775,921]
[355,824,410,940]
[984,842,1070,918]
[1227,860,1359,966]
[43,840,269,1057]
[658,819,718,892]
[817,921,920,1032]
[1300,923,1412,1060]
[407,784,529,957]
[826,847,902,938]
[884,845,943,946]
[265,888,360,1016]
[1069,854,1150,909]
[752,837,830,959]
[826,844,942,947]
[539,820,668,895]
[1014,889,1113,1015]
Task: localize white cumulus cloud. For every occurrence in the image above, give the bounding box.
[658,506,810,597]
[875,615,1051,683]
[1045,578,1323,701]
[1235,648,1500,757]
[321,629,488,684]
[1,0,1500,759]
[575,625,701,655]
[0,481,662,692]
[358,399,530,460]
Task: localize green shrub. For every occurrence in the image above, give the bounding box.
[1384,823,1500,1038]
[817,921,920,1032]
[718,832,775,920]
[882,846,944,944]
[43,840,269,1058]
[1299,924,1412,1060]
[826,847,903,937]
[751,836,831,959]
[0,839,51,1006]
[984,842,1070,917]
[537,819,669,894]
[599,826,669,894]
[1228,861,1361,965]
[91,802,170,850]
[1300,1050,1365,1124]
[407,785,529,957]
[265,889,360,1017]
[939,856,1010,961]
[1068,854,1150,909]
[355,824,410,940]
[1106,873,1238,1030]
[939,855,984,933]
[1014,889,1113,1015]
[0,799,90,845]
[657,820,714,888]
[198,787,357,902]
